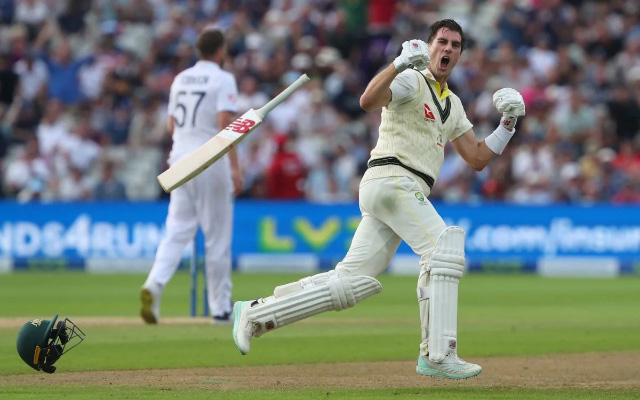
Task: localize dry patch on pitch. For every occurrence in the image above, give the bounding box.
[2,353,639,390]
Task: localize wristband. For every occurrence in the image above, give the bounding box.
[485,125,515,155]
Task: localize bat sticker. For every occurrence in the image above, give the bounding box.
[225,118,256,134]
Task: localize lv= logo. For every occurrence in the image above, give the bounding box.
[424,104,435,122]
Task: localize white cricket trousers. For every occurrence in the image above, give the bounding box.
[146,161,233,316]
[335,176,447,277]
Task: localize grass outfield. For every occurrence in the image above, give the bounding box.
[0,272,639,399]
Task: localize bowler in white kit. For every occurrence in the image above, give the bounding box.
[141,28,242,324]
[231,19,525,379]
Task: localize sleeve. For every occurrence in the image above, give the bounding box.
[387,70,419,110]
[167,80,176,118]
[217,73,239,113]
[449,102,473,141]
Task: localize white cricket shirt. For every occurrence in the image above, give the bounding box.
[167,61,239,165]
[364,68,473,193]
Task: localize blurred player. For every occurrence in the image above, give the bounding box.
[141,28,242,324]
[232,19,525,379]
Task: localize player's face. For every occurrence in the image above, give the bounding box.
[428,28,462,80]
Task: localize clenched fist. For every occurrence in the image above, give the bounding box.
[394,39,430,73]
[493,88,525,131]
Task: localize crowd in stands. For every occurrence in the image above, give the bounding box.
[0,0,639,204]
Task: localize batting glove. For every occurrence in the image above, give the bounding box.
[492,88,525,131]
[394,39,430,73]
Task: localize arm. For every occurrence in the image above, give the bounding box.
[450,129,499,171]
[360,39,430,112]
[359,64,396,111]
[167,116,174,135]
[219,111,243,195]
[452,88,526,171]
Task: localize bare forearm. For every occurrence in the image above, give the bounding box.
[228,146,240,172]
[359,64,397,111]
[471,141,500,171]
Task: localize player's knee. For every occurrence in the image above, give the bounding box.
[273,271,382,312]
[430,226,466,278]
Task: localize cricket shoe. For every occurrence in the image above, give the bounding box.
[140,281,162,324]
[232,301,257,355]
[416,353,482,379]
[211,311,233,325]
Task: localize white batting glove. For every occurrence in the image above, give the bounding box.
[393,39,430,73]
[493,88,525,131]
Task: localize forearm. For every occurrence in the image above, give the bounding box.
[472,140,501,170]
[228,146,240,173]
[359,63,397,111]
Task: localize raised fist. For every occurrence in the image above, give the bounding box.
[394,39,430,73]
[493,88,526,117]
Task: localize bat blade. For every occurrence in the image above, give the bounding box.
[157,109,262,192]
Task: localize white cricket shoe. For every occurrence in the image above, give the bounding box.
[416,353,482,379]
[232,301,256,355]
[140,281,162,324]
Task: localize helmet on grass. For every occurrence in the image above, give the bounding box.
[16,315,86,373]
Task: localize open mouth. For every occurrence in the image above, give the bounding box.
[440,56,450,69]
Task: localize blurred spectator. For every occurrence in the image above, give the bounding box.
[93,161,126,200]
[56,166,92,201]
[35,99,70,161]
[56,118,100,174]
[265,134,305,199]
[607,86,640,141]
[3,135,49,201]
[0,52,19,106]
[33,21,94,105]
[103,104,131,145]
[15,0,48,40]
[13,51,49,103]
[127,95,168,149]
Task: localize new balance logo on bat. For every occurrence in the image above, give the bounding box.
[225,118,256,134]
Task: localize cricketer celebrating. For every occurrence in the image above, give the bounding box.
[141,28,241,324]
[233,19,525,379]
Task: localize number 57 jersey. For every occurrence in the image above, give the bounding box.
[167,60,239,167]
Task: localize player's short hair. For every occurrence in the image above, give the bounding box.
[196,28,225,59]
[427,19,465,52]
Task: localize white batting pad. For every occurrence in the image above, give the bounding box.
[420,227,466,362]
[246,271,382,336]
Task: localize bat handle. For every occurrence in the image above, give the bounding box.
[256,74,311,119]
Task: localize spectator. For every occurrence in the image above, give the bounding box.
[93,161,126,200]
[33,21,94,105]
[3,135,49,201]
[265,134,305,199]
[13,51,49,103]
[0,52,19,107]
[35,99,70,161]
[56,166,92,201]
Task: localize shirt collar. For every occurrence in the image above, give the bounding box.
[195,60,221,70]
[422,68,450,100]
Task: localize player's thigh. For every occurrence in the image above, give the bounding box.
[364,176,446,264]
[194,167,233,255]
[165,185,199,237]
[335,215,402,278]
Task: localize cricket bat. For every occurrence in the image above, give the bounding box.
[157,73,311,192]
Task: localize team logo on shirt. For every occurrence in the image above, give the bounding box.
[225,118,256,134]
[424,104,435,122]
[415,192,425,203]
[436,134,443,148]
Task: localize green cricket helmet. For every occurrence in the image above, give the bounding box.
[16,315,86,373]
